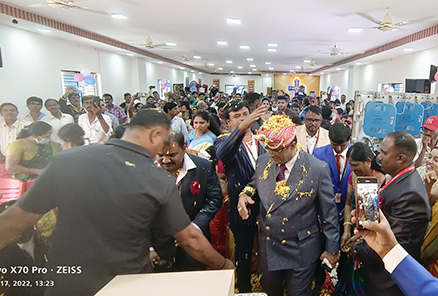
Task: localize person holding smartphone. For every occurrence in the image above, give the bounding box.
[77,96,112,144]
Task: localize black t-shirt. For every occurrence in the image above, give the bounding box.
[17,139,190,296]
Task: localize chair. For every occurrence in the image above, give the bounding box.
[0,163,12,178]
[26,178,36,190]
[0,178,26,205]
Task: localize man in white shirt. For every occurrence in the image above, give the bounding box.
[295,106,330,154]
[164,102,188,142]
[21,97,46,122]
[77,96,112,144]
[40,99,74,144]
[0,103,30,162]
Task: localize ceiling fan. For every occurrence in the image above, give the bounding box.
[27,1,107,15]
[319,44,364,56]
[357,8,435,31]
[139,36,168,49]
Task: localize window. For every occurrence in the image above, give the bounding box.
[60,70,101,97]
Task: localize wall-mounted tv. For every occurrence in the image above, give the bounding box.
[405,79,431,93]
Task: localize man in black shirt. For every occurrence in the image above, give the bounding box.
[0,109,233,296]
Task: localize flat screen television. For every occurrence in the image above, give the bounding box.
[430,65,437,82]
[405,79,431,93]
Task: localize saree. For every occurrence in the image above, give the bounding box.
[12,143,54,181]
[422,202,438,277]
[187,132,217,154]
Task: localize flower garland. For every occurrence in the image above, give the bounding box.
[259,159,272,180]
[274,180,291,199]
[240,186,256,197]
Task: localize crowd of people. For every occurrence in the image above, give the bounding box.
[0,85,437,296]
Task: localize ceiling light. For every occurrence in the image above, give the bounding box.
[218,67,223,70]
[226,18,241,24]
[193,55,201,59]
[190,70,195,72]
[265,62,271,65]
[289,70,294,72]
[268,43,277,47]
[125,52,134,56]
[226,60,233,64]
[250,64,256,67]
[348,27,363,33]
[217,41,228,45]
[355,62,362,65]
[295,66,301,69]
[404,47,414,52]
[303,59,311,63]
[157,61,163,64]
[208,63,215,66]
[269,67,274,70]
[110,13,127,19]
[199,72,203,74]
[240,45,250,49]
[268,49,277,52]
[230,70,235,73]
[36,28,51,33]
[165,42,176,46]
[309,74,313,76]
[248,72,252,74]
[237,66,243,69]
[179,67,185,70]
[246,58,253,61]
[252,69,257,71]
[336,68,341,70]
[320,72,325,74]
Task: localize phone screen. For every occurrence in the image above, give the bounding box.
[309,91,315,98]
[355,177,379,230]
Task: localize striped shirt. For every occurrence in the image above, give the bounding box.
[0,118,31,156]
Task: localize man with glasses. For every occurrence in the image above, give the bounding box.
[238,115,339,296]
[295,106,330,155]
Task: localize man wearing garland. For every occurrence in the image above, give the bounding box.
[238,115,339,296]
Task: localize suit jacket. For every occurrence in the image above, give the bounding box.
[215,128,267,226]
[245,151,339,271]
[356,169,431,295]
[313,144,351,218]
[391,255,438,296]
[275,108,298,120]
[295,126,330,154]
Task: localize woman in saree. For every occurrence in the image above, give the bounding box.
[420,147,438,277]
[187,110,220,159]
[6,121,60,181]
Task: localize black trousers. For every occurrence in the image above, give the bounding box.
[230,222,258,293]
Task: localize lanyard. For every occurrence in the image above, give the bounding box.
[378,165,415,194]
[307,130,320,154]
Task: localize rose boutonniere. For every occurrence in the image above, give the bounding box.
[190,181,201,195]
[378,195,384,208]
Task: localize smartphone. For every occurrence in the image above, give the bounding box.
[309,91,315,98]
[355,177,379,230]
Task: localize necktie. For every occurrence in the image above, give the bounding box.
[277,164,287,181]
[336,154,342,178]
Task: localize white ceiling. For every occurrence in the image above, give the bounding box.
[2,0,438,74]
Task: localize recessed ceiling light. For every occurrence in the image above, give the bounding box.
[240,45,250,49]
[320,72,325,74]
[190,70,195,72]
[226,18,241,24]
[226,60,233,64]
[309,74,313,76]
[252,69,257,71]
[250,64,256,67]
[303,59,311,63]
[269,67,274,70]
[295,66,301,69]
[289,70,294,72]
[193,55,201,59]
[268,49,277,52]
[336,68,341,70]
[218,67,223,70]
[125,52,134,56]
[265,62,271,65]
[230,70,235,73]
[179,67,185,70]
[237,66,243,69]
[157,61,163,64]
[268,43,277,47]
[36,28,51,33]
[355,62,362,65]
[110,13,127,19]
[208,63,215,66]
[248,72,252,74]
[217,41,228,45]
[199,72,203,74]
[165,42,176,46]
[246,58,254,61]
[348,27,363,33]
[404,47,414,52]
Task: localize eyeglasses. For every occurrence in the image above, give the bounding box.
[304,118,322,123]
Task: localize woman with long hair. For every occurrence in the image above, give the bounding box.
[58,123,85,149]
[6,121,61,181]
[187,110,220,159]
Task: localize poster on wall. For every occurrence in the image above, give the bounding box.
[248,80,255,93]
[213,79,220,90]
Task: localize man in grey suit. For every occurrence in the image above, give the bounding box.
[238,115,340,296]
